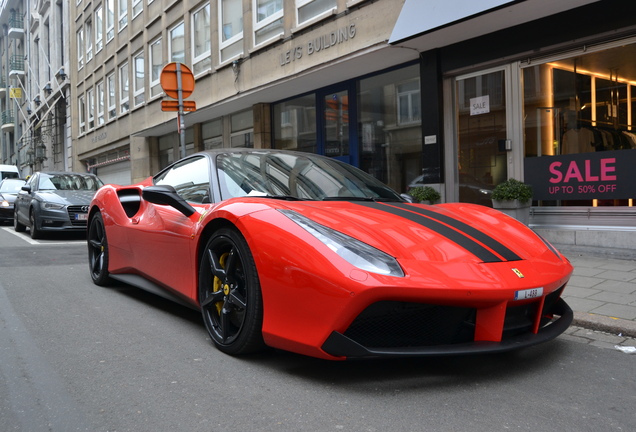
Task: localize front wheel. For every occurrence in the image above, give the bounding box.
[87,212,112,286]
[29,210,42,239]
[199,227,265,355]
[14,207,26,232]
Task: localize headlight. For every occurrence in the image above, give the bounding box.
[279,209,404,277]
[43,202,65,210]
[1,200,9,207]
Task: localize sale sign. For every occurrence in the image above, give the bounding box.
[524,150,636,201]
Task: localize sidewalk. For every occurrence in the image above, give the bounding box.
[558,246,636,339]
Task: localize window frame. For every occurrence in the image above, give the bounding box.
[106,0,115,42]
[96,80,105,125]
[119,0,128,31]
[78,94,86,134]
[107,72,116,120]
[95,6,104,53]
[169,20,186,63]
[119,61,130,114]
[133,50,145,107]
[149,37,163,98]
[253,0,284,47]
[191,3,211,75]
[77,26,84,70]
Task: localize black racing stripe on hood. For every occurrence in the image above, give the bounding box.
[389,203,523,262]
[355,202,503,263]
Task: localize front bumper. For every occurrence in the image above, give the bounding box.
[321,297,573,359]
[36,205,89,231]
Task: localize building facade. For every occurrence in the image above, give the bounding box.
[0,0,71,176]
[50,0,636,252]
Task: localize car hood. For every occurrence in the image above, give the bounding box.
[36,190,96,205]
[279,200,556,265]
[0,193,18,203]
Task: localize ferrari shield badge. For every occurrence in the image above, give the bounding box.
[512,268,524,278]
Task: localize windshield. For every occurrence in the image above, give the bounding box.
[216,152,402,202]
[0,179,25,193]
[38,173,104,191]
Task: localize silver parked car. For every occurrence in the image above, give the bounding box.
[14,172,103,239]
[0,178,26,224]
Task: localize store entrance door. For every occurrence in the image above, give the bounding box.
[318,85,358,166]
[455,67,512,206]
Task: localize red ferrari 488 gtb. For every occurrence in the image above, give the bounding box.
[87,149,573,360]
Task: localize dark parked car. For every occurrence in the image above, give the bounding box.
[14,172,103,239]
[0,178,26,224]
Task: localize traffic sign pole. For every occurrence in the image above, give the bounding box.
[177,63,186,159]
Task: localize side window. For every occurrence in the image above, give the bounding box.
[154,156,212,203]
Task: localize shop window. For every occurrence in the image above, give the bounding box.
[274,94,317,153]
[297,0,336,26]
[231,110,254,148]
[397,79,421,125]
[170,21,185,64]
[254,0,283,46]
[203,118,223,149]
[220,0,243,63]
[523,43,636,208]
[358,65,422,192]
[192,3,211,75]
[149,37,163,98]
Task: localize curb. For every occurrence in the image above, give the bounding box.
[573,311,636,338]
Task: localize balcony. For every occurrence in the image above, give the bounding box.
[9,55,25,78]
[2,110,15,132]
[8,12,24,39]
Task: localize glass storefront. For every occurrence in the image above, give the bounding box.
[273,64,422,193]
[522,41,636,209]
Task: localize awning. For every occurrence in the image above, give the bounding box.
[389,0,601,50]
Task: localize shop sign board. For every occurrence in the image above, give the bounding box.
[524,150,636,200]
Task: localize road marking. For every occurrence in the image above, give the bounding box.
[1,227,85,245]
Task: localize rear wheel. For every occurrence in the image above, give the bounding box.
[87,212,112,286]
[199,227,265,355]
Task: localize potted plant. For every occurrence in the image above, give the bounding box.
[408,186,441,204]
[491,178,533,224]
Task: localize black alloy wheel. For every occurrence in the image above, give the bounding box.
[199,227,265,355]
[87,212,112,286]
[14,207,26,232]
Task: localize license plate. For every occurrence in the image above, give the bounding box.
[75,213,88,221]
[514,287,543,300]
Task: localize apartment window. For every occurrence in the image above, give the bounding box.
[296,0,336,26]
[107,72,116,120]
[119,62,129,114]
[219,0,243,63]
[119,0,128,31]
[79,95,86,134]
[97,80,105,125]
[397,79,421,125]
[192,3,211,75]
[169,21,185,63]
[87,87,95,129]
[254,0,283,46]
[132,0,142,17]
[77,27,84,69]
[85,20,93,63]
[133,51,145,107]
[95,6,103,52]
[149,37,163,98]
[106,0,115,41]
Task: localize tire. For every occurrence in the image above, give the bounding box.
[29,209,42,240]
[199,227,265,355]
[87,212,112,286]
[14,207,26,232]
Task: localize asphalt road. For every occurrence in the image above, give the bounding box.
[1,226,635,432]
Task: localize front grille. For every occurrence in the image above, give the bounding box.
[67,205,89,227]
[343,302,476,348]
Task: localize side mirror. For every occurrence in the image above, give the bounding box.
[21,185,32,192]
[400,193,414,203]
[142,185,196,217]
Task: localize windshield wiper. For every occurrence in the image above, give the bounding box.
[259,194,307,201]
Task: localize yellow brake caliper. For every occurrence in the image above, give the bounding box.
[213,252,229,315]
